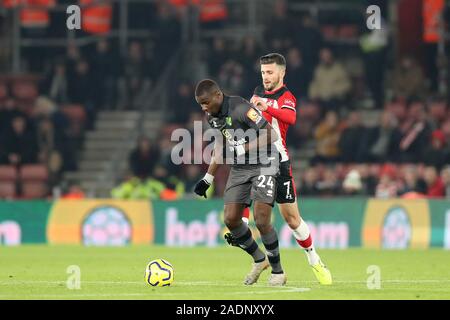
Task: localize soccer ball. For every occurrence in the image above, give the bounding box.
[145,259,174,287]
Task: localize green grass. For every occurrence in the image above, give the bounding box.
[0,245,449,300]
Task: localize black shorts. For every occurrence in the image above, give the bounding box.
[276,160,296,204]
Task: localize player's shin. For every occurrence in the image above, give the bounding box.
[260,229,283,274]
[229,222,266,262]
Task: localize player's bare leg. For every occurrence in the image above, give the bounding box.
[279,201,332,285]
[253,201,286,286]
[223,203,269,285]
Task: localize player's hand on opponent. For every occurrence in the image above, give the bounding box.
[251,96,268,111]
[194,173,214,198]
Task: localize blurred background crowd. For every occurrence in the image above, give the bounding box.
[0,0,449,200]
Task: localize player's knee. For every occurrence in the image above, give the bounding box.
[255,220,272,234]
[224,215,239,230]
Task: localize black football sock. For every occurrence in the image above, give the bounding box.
[230,222,266,263]
[261,229,283,274]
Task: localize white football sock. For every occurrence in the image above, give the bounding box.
[292,219,320,266]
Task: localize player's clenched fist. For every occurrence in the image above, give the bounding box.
[194,173,214,198]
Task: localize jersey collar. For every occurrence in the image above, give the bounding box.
[264,84,286,95]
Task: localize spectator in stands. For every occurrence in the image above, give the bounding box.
[398,100,431,163]
[42,60,69,105]
[359,111,402,162]
[338,111,366,163]
[37,117,64,186]
[285,47,310,100]
[208,37,229,77]
[375,172,399,198]
[316,167,341,196]
[169,82,197,124]
[67,59,95,107]
[0,98,25,135]
[312,111,341,163]
[294,13,323,79]
[300,167,320,196]
[118,41,152,110]
[90,39,118,110]
[308,48,351,111]
[342,169,364,196]
[264,0,294,52]
[355,164,377,196]
[423,130,450,170]
[427,96,448,130]
[218,60,245,96]
[129,136,160,180]
[154,2,181,73]
[391,56,426,101]
[33,96,78,171]
[236,36,261,93]
[61,183,85,199]
[441,166,450,199]
[0,116,38,166]
[65,42,81,78]
[397,165,427,197]
[424,166,445,198]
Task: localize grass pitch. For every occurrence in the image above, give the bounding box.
[1,245,449,300]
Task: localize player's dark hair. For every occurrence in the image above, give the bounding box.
[260,53,286,66]
[195,79,221,96]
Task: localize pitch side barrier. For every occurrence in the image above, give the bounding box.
[0,198,449,248]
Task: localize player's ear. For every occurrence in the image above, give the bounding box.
[280,66,286,78]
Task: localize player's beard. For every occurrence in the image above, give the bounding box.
[264,76,281,91]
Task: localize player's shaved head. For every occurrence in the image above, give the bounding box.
[260,53,286,68]
[195,79,221,97]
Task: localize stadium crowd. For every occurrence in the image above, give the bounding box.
[1,0,449,199]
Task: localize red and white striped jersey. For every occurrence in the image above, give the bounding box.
[252,85,297,162]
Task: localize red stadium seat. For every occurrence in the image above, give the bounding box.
[12,80,38,100]
[339,25,358,39]
[21,181,48,199]
[0,182,16,198]
[0,165,18,181]
[19,164,48,182]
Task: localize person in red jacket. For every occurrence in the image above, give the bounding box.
[424,166,445,197]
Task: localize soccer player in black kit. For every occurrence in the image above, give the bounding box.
[194,79,287,286]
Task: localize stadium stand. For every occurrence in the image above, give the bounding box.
[0,0,449,200]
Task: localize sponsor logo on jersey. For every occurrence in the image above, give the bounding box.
[247,108,262,124]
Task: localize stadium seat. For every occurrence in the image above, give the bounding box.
[21,181,48,199]
[12,80,38,100]
[0,165,17,181]
[0,81,8,101]
[19,164,48,182]
[338,25,358,39]
[0,181,16,198]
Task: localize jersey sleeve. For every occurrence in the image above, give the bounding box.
[233,97,268,131]
[265,91,297,125]
[279,91,297,112]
